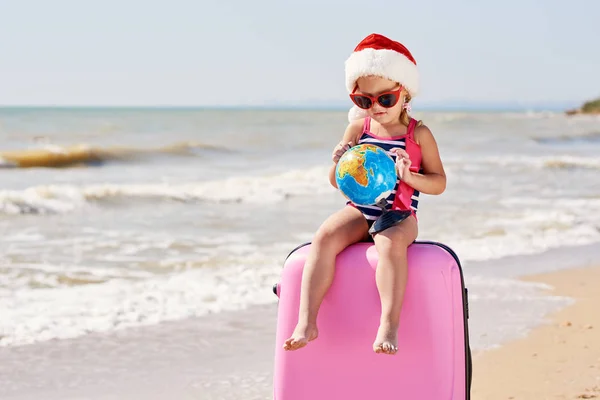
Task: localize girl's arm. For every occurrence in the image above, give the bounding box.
[403,125,446,195]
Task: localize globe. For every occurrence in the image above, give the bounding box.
[335,144,398,206]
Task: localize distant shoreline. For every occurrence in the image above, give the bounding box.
[565,97,600,115]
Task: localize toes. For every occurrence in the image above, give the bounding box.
[383,343,398,354]
[283,338,296,350]
[374,342,398,354]
[283,337,308,351]
[386,344,398,355]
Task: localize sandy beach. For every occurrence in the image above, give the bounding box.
[472,264,600,399]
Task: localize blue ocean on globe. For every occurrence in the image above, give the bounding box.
[335,144,398,206]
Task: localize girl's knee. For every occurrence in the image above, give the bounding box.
[376,236,410,260]
[313,225,340,249]
[312,207,369,252]
[374,222,417,259]
[313,223,358,254]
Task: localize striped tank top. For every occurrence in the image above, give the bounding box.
[349,117,422,221]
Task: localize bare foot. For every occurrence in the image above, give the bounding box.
[373,321,399,355]
[283,322,319,351]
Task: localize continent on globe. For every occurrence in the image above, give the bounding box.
[337,147,369,187]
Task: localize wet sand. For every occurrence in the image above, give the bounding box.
[472,265,600,399]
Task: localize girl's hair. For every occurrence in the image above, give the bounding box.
[399,90,423,127]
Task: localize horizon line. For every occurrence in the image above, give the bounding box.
[0,102,575,112]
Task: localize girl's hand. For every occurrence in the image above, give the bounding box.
[332,142,352,164]
[391,148,412,182]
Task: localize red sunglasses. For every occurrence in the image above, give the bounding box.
[350,86,403,110]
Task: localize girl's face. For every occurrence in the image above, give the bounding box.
[353,76,404,125]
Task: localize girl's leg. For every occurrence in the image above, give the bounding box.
[372,215,418,354]
[283,205,370,351]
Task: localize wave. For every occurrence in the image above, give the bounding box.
[533,131,600,145]
[0,166,335,215]
[0,141,229,168]
[0,232,301,347]
[3,150,599,215]
[445,154,600,170]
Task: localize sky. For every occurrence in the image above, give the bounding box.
[0,0,598,108]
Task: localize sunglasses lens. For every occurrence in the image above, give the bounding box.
[352,96,372,109]
[378,93,398,108]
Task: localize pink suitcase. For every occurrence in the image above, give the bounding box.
[272,241,472,400]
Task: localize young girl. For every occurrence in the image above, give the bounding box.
[283,33,447,355]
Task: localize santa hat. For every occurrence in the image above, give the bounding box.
[345,33,419,121]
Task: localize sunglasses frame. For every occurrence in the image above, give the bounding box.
[349,86,403,110]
